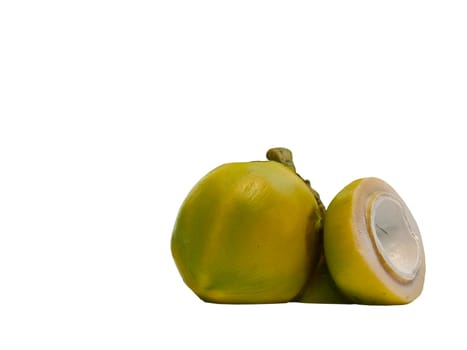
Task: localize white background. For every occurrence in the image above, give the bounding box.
[1,1,466,349]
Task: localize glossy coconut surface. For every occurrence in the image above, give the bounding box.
[171,161,322,303]
[324,177,425,305]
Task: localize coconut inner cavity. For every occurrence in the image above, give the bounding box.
[370,195,421,281]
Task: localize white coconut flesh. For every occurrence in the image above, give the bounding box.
[352,178,426,303]
[369,194,422,282]
[324,177,426,304]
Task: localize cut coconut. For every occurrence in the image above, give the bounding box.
[324,177,425,305]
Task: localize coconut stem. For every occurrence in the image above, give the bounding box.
[266,147,326,218]
[266,148,296,172]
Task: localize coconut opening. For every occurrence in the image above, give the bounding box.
[370,195,421,281]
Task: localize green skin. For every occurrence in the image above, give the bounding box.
[296,254,350,304]
[175,148,419,304]
[267,148,349,304]
[173,147,349,304]
[172,157,322,303]
[266,148,326,219]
